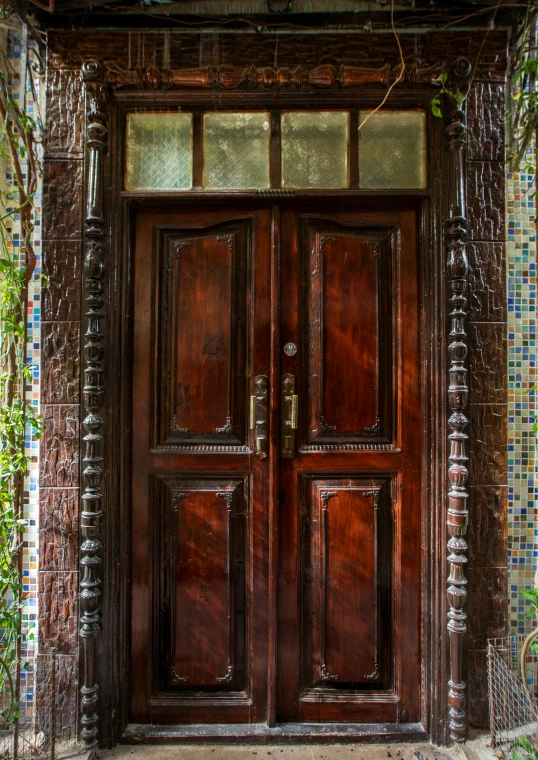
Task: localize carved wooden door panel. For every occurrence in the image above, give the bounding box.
[130,205,272,723]
[277,203,421,723]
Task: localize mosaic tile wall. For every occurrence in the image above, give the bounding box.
[507,144,538,634]
[3,26,43,695]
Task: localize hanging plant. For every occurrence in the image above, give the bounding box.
[430,72,467,118]
[508,6,538,174]
[0,33,42,728]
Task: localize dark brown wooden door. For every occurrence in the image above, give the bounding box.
[130,201,421,726]
[131,205,272,724]
[277,204,421,724]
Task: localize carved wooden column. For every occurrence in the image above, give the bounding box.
[445,104,469,743]
[80,59,108,750]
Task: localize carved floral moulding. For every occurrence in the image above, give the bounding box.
[104,61,449,90]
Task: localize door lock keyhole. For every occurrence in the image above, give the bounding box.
[284,342,297,356]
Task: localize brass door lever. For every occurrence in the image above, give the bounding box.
[282,373,298,458]
[250,375,268,459]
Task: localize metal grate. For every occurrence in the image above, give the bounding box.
[488,636,538,747]
[0,650,78,759]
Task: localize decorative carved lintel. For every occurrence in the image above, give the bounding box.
[445,104,469,744]
[105,61,446,91]
[80,58,109,751]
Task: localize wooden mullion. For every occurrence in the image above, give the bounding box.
[270,111,281,189]
[192,110,203,189]
[267,203,281,726]
[349,110,359,189]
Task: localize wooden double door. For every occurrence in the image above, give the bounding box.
[130,201,421,727]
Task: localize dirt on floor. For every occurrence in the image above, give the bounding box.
[95,733,499,760]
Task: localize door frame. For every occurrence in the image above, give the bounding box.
[79,57,471,747]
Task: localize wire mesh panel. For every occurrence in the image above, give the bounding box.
[0,651,78,759]
[281,111,349,189]
[125,112,193,191]
[203,112,271,189]
[358,110,426,189]
[488,636,538,747]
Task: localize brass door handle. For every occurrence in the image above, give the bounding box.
[282,373,298,458]
[250,375,268,460]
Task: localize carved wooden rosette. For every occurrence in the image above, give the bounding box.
[445,106,469,743]
[80,59,109,750]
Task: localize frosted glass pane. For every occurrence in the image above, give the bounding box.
[359,111,426,189]
[125,113,192,191]
[281,111,349,189]
[203,112,270,189]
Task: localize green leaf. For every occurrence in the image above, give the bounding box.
[521,589,538,604]
[515,737,533,752]
[453,88,466,107]
[431,97,443,118]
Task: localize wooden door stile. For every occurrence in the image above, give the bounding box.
[267,204,281,727]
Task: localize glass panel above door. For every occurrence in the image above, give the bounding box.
[124,109,427,192]
[281,111,349,189]
[358,111,426,189]
[203,112,271,189]
[125,112,193,191]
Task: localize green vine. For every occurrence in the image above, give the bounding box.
[508,6,538,173]
[0,34,42,729]
[430,72,467,118]
[513,736,538,760]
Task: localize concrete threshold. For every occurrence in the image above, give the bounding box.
[96,731,498,760]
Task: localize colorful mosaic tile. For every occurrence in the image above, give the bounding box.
[507,143,538,633]
[4,26,43,669]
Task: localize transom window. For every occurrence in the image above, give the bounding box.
[125,109,426,192]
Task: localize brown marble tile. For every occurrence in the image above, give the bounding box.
[468,242,506,323]
[468,649,489,728]
[468,486,508,569]
[469,404,507,486]
[42,240,81,322]
[41,322,80,405]
[42,160,83,240]
[44,68,85,159]
[470,322,507,405]
[467,161,505,242]
[45,29,508,80]
[38,571,79,654]
[467,82,505,162]
[39,488,79,572]
[467,566,508,650]
[36,654,78,737]
[40,405,80,488]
